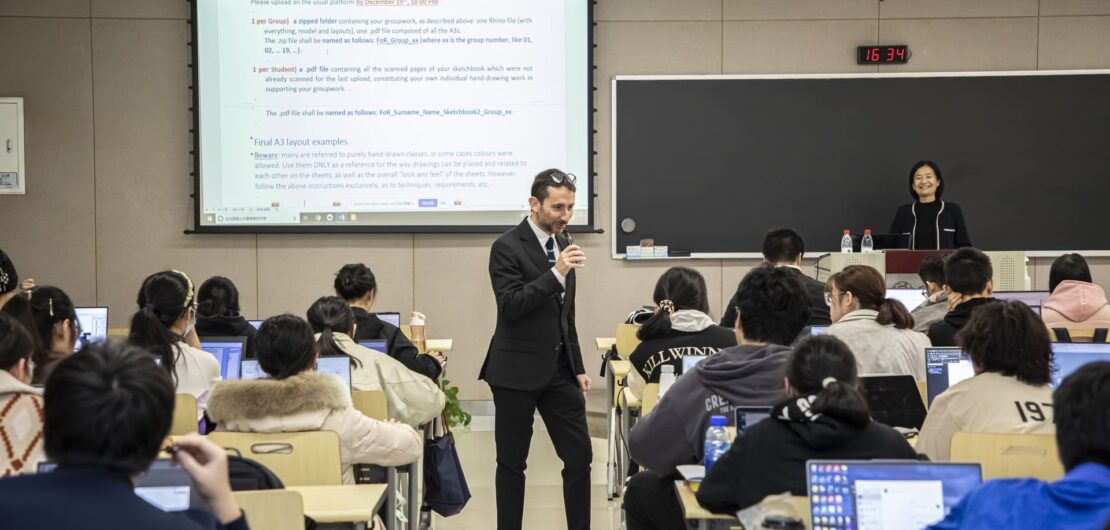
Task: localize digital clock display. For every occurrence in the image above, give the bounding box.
[858,45,909,64]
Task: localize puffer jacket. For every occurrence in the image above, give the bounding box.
[207,371,423,484]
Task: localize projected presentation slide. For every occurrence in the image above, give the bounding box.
[194,0,591,230]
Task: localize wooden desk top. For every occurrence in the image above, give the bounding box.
[596,337,616,351]
[675,480,736,521]
[609,359,631,378]
[286,484,388,523]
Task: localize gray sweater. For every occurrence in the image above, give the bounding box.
[628,343,791,476]
[911,292,949,333]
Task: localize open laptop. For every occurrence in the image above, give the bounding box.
[199,337,246,380]
[681,354,707,375]
[993,291,1050,315]
[809,326,829,336]
[886,288,927,311]
[38,458,203,511]
[247,320,263,330]
[925,347,973,405]
[358,339,388,353]
[1051,343,1110,387]
[734,406,772,432]
[806,460,982,530]
[859,375,927,430]
[375,312,402,328]
[74,307,109,347]
[240,355,353,390]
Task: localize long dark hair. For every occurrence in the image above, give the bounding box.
[0,295,42,370]
[256,315,317,379]
[334,264,377,302]
[307,296,362,369]
[827,265,914,329]
[0,313,35,372]
[786,335,870,428]
[638,267,710,341]
[129,270,195,383]
[196,276,241,318]
[25,286,78,384]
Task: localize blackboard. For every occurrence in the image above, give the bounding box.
[613,72,1110,256]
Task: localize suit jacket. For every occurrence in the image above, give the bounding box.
[720,267,831,327]
[0,466,248,530]
[481,219,583,391]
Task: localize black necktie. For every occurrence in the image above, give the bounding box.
[545,237,557,265]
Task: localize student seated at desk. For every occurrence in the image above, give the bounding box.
[720,228,831,327]
[0,314,45,476]
[307,296,445,427]
[928,361,1110,529]
[917,301,1055,461]
[629,267,736,388]
[129,271,220,414]
[623,265,809,530]
[0,342,248,530]
[206,314,423,484]
[3,286,78,385]
[195,276,257,358]
[928,248,996,347]
[334,263,444,380]
[1041,253,1110,332]
[912,253,950,333]
[824,265,931,381]
[696,335,919,513]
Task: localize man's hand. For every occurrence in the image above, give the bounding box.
[555,244,586,277]
[577,374,591,394]
[172,434,242,525]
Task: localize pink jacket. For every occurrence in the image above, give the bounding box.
[1042,280,1110,331]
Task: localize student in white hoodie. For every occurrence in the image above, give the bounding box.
[306,296,445,427]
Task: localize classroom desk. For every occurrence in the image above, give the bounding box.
[675,481,738,530]
[596,337,616,351]
[286,484,387,525]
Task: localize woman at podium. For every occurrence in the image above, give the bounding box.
[889,160,971,250]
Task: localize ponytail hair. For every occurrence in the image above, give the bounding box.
[255,315,317,379]
[128,270,195,384]
[196,276,241,318]
[24,286,78,384]
[828,265,914,329]
[306,296,362,369]
[787,335,870,428]
[638,267,710,341]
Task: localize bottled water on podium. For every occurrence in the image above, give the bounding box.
[840,230,853,254]
[703,415,731,472]
[861,229,874,253]
[658,365,676,398]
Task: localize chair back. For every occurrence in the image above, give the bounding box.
[352,390,389,421]
[915,381,928,408]
[1049,328,1109,343]
[950,431,1065,481]
[233,490,305,530]
[170,394,199,436]
[615,323,641,360]
[208,431,343,486]
[641,383,660,415]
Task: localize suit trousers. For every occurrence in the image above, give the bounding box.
[490,363,592,530]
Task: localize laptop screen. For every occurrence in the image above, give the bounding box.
[734,406,772,432]
[358,340,388,352]
[74,307,109,347]
[38,459,201,511]
[860,375,927,429]
[925,347,973,405]
[240,355,352,390]
[1051,343,1110,387]
[248,320,262,329]
[681,355,706,375]
[993,291,1049,314]
[809,326,829,336]
[807,461,981,530]
[199,338,246,380]
[886,288,927,311]
[376,312,402,328]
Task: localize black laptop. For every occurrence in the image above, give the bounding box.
[860,375,927,430]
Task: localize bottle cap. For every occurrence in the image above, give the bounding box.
[843,229,850,235]
[864,229,872,235]
[709,415,727,427]
[409,311,426,326]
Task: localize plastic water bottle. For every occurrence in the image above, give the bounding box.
[658,365,676,398]
[861,229,874,253]
[840,230,853,254]
[703,415,731,472]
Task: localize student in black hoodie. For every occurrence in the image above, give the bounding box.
[927,248,996,347]
[623,265,810,530]
[194,277,257,358]
[629,267,736,388]
[334,263,443,380]
[696,334,920,514]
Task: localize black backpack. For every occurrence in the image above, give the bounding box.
[226,453,317,530]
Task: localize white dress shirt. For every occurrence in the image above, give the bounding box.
[526,215,566,288]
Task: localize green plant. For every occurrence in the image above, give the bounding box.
[441,378,472,428]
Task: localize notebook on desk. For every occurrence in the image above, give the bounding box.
[806,460,981,530]
[199,337,246,380]
[859,375,927,430]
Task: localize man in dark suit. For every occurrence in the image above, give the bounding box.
[0,342,248,530]
[481,168,591,530]
[721,228,832,327]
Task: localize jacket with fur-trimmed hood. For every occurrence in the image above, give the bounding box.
[207,372,423,484]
